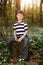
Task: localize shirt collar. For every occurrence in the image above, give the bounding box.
[16,20,24,24]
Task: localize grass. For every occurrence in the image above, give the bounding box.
[15,61,29,65]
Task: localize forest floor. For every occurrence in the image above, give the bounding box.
[8,55,41,65]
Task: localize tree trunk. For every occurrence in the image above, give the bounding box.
[40,0,42,26]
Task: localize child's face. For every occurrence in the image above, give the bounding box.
[16,13,24,21]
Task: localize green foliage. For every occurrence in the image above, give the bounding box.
[29,27,43,60]
[0,37,11,65]
[15,60,29,65]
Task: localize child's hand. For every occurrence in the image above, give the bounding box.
[15,37,18,41]
[17,38,22,42]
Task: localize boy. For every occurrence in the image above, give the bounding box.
[8,10,29,61]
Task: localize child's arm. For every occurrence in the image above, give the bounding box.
[20,30,28,39]
[13,24,17,41]
[17,30,28,42]
[13,30,17,41]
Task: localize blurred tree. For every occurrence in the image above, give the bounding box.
[40,0,43,27]
[16,0,20,11]
[32,0,34,23]
[11,0,16,22]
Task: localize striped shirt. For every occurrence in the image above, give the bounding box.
[13,21,28,36]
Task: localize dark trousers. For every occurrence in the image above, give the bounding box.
[7,36,29,60]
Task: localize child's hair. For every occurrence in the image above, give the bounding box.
[17,10,25,16]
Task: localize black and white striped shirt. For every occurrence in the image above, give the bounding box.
[13,21,28,36]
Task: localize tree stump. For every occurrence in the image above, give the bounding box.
[12,42,24,60]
